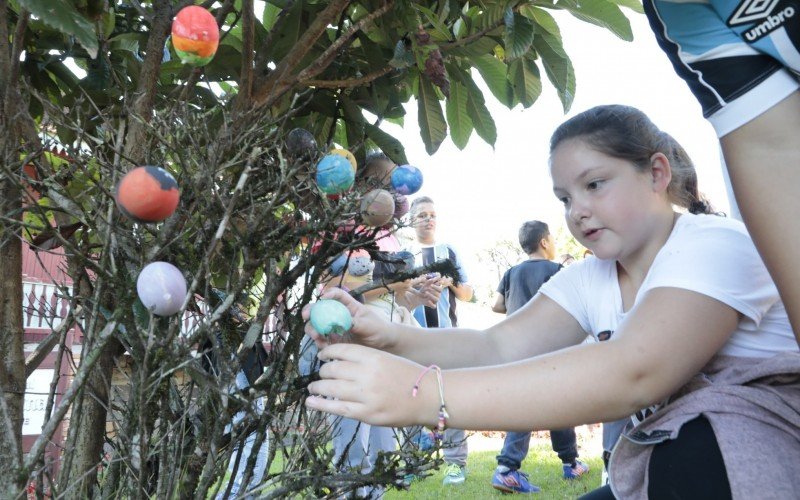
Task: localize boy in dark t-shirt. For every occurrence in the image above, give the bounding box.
[491,221,589,494]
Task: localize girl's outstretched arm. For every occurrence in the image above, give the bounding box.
[303,288,587,369]
[306,287,739,431]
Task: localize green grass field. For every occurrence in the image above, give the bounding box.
[214,428,605,498]
[384,442,603,499]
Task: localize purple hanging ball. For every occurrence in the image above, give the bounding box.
[136,262,187,316]
[393,193,409,219]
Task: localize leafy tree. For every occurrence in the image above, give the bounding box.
[553,223,587,260]
[0,0,638,496]
[478,238,526,284]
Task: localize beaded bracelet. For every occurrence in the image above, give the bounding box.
[411,364,449,439]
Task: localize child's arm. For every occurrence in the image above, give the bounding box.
[304,287,587,369]
[306,287,739,431]
[438,276,473,302]
[491,293,506,314]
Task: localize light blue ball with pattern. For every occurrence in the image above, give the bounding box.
[316,154,355,195]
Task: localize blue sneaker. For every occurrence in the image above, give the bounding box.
[492,468,540,494]
[563,460,589,480]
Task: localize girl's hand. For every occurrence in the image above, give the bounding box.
[396,276,439,309]
[410,275,443,307]
[305,343,436,427]
[438,276,454,289]
[302,288,395,350]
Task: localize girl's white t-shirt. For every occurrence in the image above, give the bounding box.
[540,213,795,358]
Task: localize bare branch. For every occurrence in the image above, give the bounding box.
[294,1,395,84]
[253,0,294,76]
[302,66,395,89]
[22,318,119,474]
[251,0,351,107]
[238,0,255,104]
[125,0,175,163]
[9,8,28,88]
[438,18,504,51]
[0,0,11,96]
[24,306,81,378]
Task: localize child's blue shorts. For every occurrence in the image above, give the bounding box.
[644,0,800,136]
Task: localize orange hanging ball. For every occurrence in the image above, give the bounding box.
[115,166,180,222]
[172,6,219,66]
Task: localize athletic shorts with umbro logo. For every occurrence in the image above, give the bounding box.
[644,0,800,137]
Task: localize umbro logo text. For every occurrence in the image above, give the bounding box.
[728,0,796,42]
[744,5,795,41]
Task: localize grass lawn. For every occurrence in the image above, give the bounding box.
[384,437,604,499]
[216,427,605,498]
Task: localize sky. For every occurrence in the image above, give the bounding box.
[381,10,730,291]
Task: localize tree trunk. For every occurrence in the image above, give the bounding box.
[0,164,26,496]
[58,338,120,499]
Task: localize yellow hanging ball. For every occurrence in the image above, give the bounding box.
[330,148,357,173]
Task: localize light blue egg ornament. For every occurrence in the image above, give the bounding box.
[316,154,355,195]
[310,299,353,336]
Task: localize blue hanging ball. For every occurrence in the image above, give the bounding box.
[316,154,355,195]
[310,299,353,336]
[390,164,423,195]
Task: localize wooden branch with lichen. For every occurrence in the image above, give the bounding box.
[302,66,395,89]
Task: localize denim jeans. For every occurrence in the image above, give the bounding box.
[496,428,578,470]
[332,416,397,473]
[217,371,269,499]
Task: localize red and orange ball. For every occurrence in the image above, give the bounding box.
[115,166,180,222]
[172,6,219,66]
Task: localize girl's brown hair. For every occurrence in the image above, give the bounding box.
[550,105,715,215]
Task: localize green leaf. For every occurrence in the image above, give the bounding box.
[479,2,508,30]
[519,5,561,38]
[133,299,151,332]
[109,33,142,55]
[340,96,366,150]
[510,57,542,108]
[364,123,408,165]
[333,119,349,149]
[471,55,514,108]
[558,0,634,41]
[101,7,115,39]
[533,32,575,112]
[417,78,448,155]
[19,0,99,58]
[465,85,497,147]
[444,36,498,58]
[413,4,452,42]
[445,81,473,150]
[503,11,536,60]
[268,0,303,61]
[390,39,415,68]
[609,0,645,14]
[262,2,282,29]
